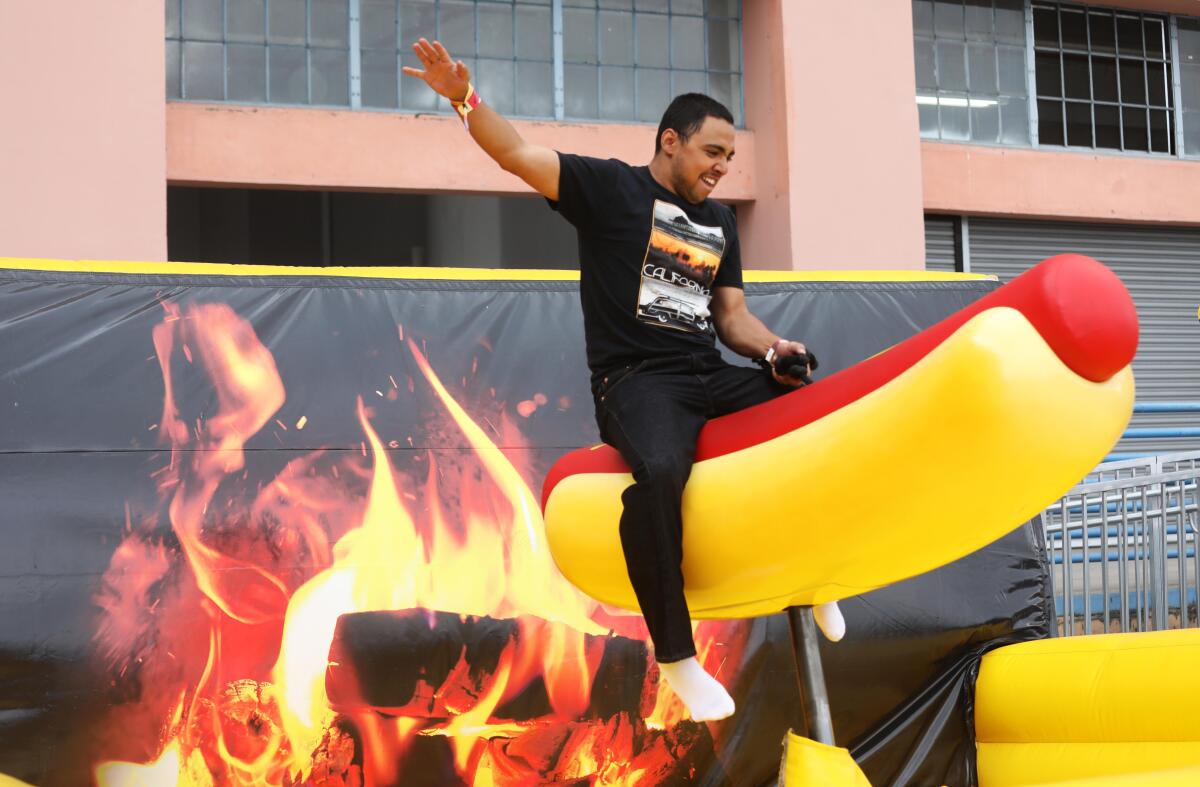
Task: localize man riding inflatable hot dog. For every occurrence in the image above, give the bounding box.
[403,38,844,722]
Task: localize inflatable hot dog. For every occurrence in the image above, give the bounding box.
[541,255,1138,619]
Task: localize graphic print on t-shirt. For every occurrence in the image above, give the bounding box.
[636,200,726,334]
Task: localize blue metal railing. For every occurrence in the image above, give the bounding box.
[1104,402,1200,461]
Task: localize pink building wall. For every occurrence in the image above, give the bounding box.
[0,1,167,261]
[740,0,928,270]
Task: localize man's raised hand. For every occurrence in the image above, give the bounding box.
[401,38,470,102]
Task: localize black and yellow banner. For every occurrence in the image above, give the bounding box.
[0,260,1045,786]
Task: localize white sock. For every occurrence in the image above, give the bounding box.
[814,601,846,642]
[658,657,736,722]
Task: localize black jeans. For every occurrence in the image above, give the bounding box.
[592,353,790,662]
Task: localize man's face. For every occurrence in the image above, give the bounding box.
[664,115,736,204]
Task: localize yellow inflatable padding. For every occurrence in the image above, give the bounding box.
[544,307,1133,618]
[779,732,872,786]
[1031,764,1200,786]
[0,775,35,787]
[976,629,1200,786]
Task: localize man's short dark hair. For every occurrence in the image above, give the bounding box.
[655,93,735,153]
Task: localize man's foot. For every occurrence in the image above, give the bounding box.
[658,657,735,721]
[814,601,846,642]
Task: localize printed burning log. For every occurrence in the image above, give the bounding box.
[325,609,651,720]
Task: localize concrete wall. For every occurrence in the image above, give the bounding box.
[0,1,167,261]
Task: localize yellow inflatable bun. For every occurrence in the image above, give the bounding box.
[541,255,1138,618]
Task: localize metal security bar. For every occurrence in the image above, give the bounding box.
[1044,451,1200,637]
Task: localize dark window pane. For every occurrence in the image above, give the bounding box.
[939,97,970,141]
[228,0,266,43]
[516,5,552,60]
[600,66,634,120]
[1000,95,1030,144]
[478,58,515,114]
[516,60,553,116]
[183,41,225,99]
[1144,18,1165,60]
[1088,12,1115,55]
[1122,106,1148,151]
[1094,104,1120,149]
[269,45,308,103]
[1062,53,1089,100]
[439,1,476,55]
[564,64,597,118]
[269,0,306,44]
[565,7,598,63]
[636,68,670,122]
[1147,62,1169,107]
[361,49,398,108]
[227,43,267,101]
[600,13,635,67]
[1038,98,1065,145]
[913,1,933,37]
[997,45,1026,95]
[1149,108,1171,153]
[915,39,936,91]
[1117,15,1142,57]
[1036,51,1061,97]
[311,0,348,48]
[937,41,967,92]
[1119,59,1146,104]
[1034,7,1059,48]
[969,44,997,94]
[671,15,704,70]
[636,13,669,68]
[705,0,737,15]
[635,0,668,10]
[401,2,437,46]
[934,2,964,39]
[1065,101,1092,146]
[1092,56,1117,103]
[995,0,1024,44]
[478,4,515,59]
[706,18,738,72]
[971,101,1000,143]
[965,0,992,41]
[670,0,702,14]
[1060,8,1086,50]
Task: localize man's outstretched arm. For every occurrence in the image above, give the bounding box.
[402,38,559,200]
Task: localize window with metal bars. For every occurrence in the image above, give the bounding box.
[166,0,744,125]
[913,0,1031,145]
[1032,2,1174,153]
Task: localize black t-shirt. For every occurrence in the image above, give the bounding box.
[547,152,743,386]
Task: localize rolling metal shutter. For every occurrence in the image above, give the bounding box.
[968,217,1200,454]
[925,215,958,272]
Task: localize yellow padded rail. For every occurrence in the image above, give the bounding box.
[0,257,993,283]
[976,629,1200,786]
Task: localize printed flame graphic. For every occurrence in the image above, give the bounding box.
[90,302,748,786]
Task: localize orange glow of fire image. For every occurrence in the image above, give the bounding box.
[88,302,748,786]
[648,230,722,283]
